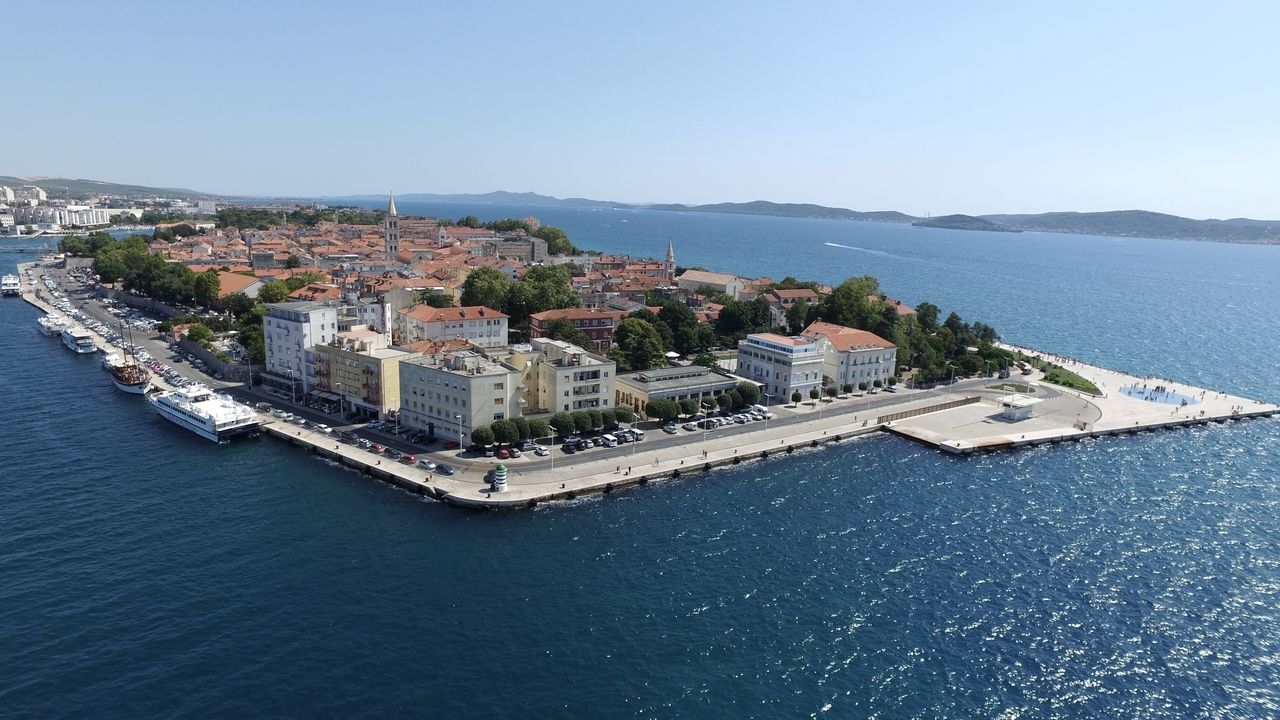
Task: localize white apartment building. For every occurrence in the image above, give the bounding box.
[801,321,897,389]
[399,349,523,444]
[506,338,616,414]
[262,301,338,398]
[397,305,508,348]
[14,185,47,202]
[736,332,824,404]
[15,205,110,228]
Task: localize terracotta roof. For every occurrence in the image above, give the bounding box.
[217,271,259,298]
[399,305,507,322]
[528,308,623,323]
[801,320,895,351]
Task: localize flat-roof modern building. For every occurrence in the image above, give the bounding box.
[262,300,338,397]
[312,328,419,420]
[506,338,615,414]
[399,349,523,445]
[736,332,823,404]
[615,365,741,416]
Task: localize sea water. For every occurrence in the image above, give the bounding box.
[1,212,1278,718]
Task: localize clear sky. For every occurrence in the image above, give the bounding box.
[8,1,1279,218]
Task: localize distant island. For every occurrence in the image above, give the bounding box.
[912,214,1022,233]
[6,175,1280,245]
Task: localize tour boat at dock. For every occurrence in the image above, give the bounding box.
[103,353,152,394]
[148,384,261,443]
[37,314,65,336]
[1,274,19,296]
[61,325,98,354]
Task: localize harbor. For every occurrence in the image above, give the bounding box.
[12,258,1278,510]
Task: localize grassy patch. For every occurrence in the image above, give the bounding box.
[1019,355,1101,395]
[988,382,1037,394]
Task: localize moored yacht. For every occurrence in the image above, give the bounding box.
[1,274,19,296]
[103,353,152,394]
[61,325,98,353]
[148,384,261,442]
[37,314,65,337]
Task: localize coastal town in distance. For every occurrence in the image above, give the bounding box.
[6,181,1276,508]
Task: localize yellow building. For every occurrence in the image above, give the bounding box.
[312,328,420,421]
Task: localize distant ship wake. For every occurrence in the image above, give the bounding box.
[824,242,895,258]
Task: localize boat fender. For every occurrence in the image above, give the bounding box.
[811,439,819,448]
[566,491,577,500]
[704,463,711,473]
[670,471,678,479]
[604,483,613,493]
[732,456,740,465]
[833,434,841,442]
[761,451,768,459]
[787,446,794,454]
[639,476,649,485]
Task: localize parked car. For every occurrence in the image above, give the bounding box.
[383,448,402,460]
[662,424,678,434]
[400,454,416,465]
[682,422,698,431]
[417,458,437,470]
[496,448,511,460]
[436,464,455,476]
[369,443,385,454]
[561,443,577,454]
[534,446,549,457]
[508,447,521,457]
[518,440,536,452]
[443,440,460,450]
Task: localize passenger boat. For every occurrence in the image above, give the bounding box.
[37,314,64,336]
[1,274,19,296]
[106,323,152,394]
[61,325,98,354]
[148,384,261,443]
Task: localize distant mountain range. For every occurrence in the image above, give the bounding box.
[5,176,1279,244]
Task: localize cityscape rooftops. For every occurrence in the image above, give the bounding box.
[399,304,508,322]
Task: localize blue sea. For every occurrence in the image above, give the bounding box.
[2,210,1279,718]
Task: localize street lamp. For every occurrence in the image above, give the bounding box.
[762,392,771,432]
[946,362,956,397]
[455,413,463,449]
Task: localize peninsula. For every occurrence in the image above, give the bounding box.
[11,188,1275,511]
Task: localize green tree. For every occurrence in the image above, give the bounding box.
[600,409,616,428]
[873,379,883,389]
[543,317,592,349]
[528,418,550,440]
[459,266,511,310]
[531,226,578,255]
[679,398,699,416]
[238,324,265,364]
[470,425,495,447]
[614,406,636,424]
[785,297,813,335]
[842,383,853,395]
[858,382,868,392]
[193,270,221,308]
[257,280,289,304]
[888,377,897,387]
[457,214,483,228]
[219,292,256,318]
[491,419,519,445]
[809,388,820,402]
[727,389,744,409]
[915,302,940,333]
[609,317,667,371]
[505,264,580,323]
[645,398,679,421]
[691,352,719,369]
[571,410,592,434]
[550,412,575,437]
[418,291,454,308]
[587,409,603,431]
[735,381,760,407]
[826,386,838,399]
[285,254,302,269]
[511,416,531,441]
[791,391,802,405]
[716,393,732,411]
[187,324,212,343]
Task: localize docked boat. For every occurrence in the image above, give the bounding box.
[103,353,152,394]
[37,314,65,337]
[1,274,19,296]
[148,384,261,443]
[61,325,98,354]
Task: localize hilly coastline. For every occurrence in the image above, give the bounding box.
[5,176,1279,245]
[913,214,1022,233]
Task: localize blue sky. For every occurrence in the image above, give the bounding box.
[8,1,1279,218]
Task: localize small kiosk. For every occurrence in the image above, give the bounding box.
[999,393,1041,421]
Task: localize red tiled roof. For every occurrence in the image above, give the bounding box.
[399,305,507,322]
[801,320,895,351]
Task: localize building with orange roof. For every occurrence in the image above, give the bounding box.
[527,308,624,352]
[397,305,509,348]
[801,320,897,390]
[216,271,263,299]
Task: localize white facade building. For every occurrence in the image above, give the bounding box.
[262,301,338,397]
[801,321,897,390]
[736,332,824,404]
[14,185,47,202]
[507,338,616,414]
[15,205,110,228]
[397,305,508,348]
[399,349,523,444]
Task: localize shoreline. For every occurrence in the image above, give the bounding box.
[14,258,1278,510]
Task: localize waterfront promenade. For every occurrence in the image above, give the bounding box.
[16,259,1277,510]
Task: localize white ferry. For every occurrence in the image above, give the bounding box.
[37,314,65,336]
[148,384,261,443]
[1,274,19,296]
[61,325,98,354]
